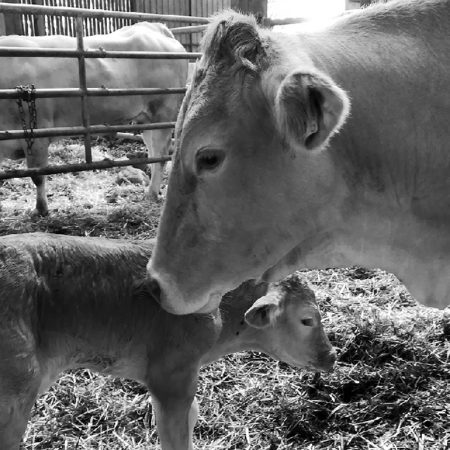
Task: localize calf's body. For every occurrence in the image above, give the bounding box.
[0,233,334,449]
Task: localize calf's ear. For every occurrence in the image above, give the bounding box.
[275,69,350,152]
[244,292,281,329]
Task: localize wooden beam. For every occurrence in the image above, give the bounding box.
[33,0,46,36]
[0,11,6,35]
[230,0,267,18]
[3,0,24,35]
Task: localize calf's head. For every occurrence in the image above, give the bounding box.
[148,11,350,314]
[244,277,336,372]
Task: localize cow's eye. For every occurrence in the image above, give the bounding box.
[195,149,225,174]
[301,318,314,327]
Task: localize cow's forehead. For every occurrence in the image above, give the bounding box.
[184,11,270,113]
[184,64,270,135]
[186,69,223,120]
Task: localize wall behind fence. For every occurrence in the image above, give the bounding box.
[131,0,231,51]
[0,0,232,51]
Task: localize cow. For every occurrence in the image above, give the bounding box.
[0,232,335,450]
[147,0,450,315]
[0,22,188,215]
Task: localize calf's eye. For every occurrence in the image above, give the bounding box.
[196,149,225,174]
[301,318,314,327]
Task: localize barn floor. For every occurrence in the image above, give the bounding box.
[1,139,449,449]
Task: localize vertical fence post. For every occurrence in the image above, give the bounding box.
[75,16,92,163]
[33,0,46,36]
[230,0,267,17]
[188,0,193,53]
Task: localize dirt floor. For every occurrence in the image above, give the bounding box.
[1,139,449,449]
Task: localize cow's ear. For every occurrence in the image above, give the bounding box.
[275,70,350,151]
[244,292,281,329]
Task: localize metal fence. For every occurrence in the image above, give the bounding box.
[0,1,305,181]
[0,2,206,180]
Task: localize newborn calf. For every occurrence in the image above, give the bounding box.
[0,233,335,450]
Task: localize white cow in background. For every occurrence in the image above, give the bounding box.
[0,22,188,215]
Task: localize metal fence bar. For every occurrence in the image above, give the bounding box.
[0,122,176,140]
[75,16,92,163]
[115,132,144,142]
[0,48,201,59]
[171,24,207,34]
[0,87,187,99]
[0,2,210,23]
[0,156,172,180]
[264,17,306,26]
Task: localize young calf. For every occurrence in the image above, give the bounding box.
[0,233,335,450]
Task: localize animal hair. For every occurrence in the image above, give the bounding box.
[275,274,315,303]
[200,10,268,74]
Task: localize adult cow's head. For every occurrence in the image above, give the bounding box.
[148,11,350,314]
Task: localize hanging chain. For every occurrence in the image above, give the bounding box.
[15,84,37,156]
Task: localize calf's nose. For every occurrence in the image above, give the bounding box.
[319,347,337,372]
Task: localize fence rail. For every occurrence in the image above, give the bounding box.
[171,24,207,34]
[0,47,201,58]
[0,87,187,99]
[0,156,172,181]
[0,122,176,141]
[264,17,305,26]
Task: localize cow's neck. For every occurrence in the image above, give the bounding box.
[325,212,448,308]
[275,22,450,308]
[260,128,449,308]
[264,188,449,309]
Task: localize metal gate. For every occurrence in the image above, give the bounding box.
[0,2,206,180]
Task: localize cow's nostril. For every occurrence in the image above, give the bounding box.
[146,276,162,303]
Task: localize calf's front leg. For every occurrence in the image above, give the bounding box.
[0,333,41,449]
[152,396,198,450]
[148,367,199,450]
